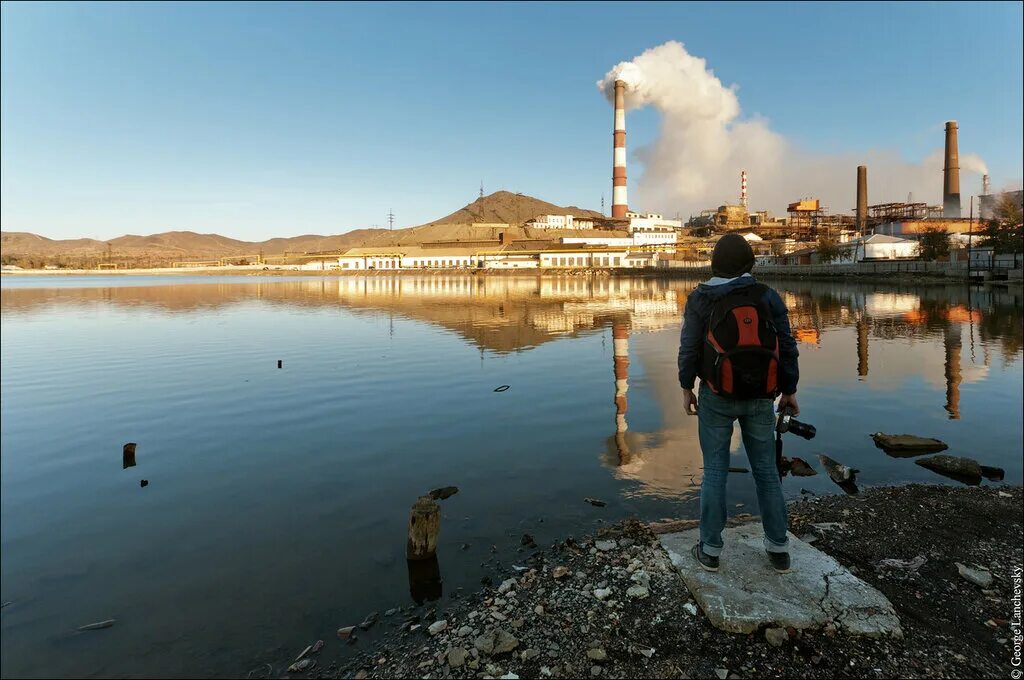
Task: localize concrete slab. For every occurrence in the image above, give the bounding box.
[659,523,902,638]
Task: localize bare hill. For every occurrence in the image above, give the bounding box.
[1,191,605,266]
[423,190,603,227]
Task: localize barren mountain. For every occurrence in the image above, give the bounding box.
[422,190,603,227]
[1,191,605,267]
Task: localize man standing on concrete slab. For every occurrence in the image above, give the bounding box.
[677,233,800,574]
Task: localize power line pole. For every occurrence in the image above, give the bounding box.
[387,209,395,231]
[479,180,484,199]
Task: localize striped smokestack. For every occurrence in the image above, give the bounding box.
[943,121,960,217]
[982,174,990,196]
[740,169,748,208]
[612,323,630,463]
[856,165,867,233]
[612,80,628,218]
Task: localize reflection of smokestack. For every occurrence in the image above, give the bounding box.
[612,80,628,218]
[982,174,990,196]
[740,169,748,208]
[856,166,868,234]
[856,317,869,377]
[944,324,962,420]
[943,121,961,218]
[613,323,630,463]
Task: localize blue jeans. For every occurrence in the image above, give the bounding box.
[697,385,789,557]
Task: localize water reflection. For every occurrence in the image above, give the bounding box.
[2,274,1021,678]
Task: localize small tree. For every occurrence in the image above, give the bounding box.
[918,227,951,261]
[816,235,842,263]
[981,193,1024,254]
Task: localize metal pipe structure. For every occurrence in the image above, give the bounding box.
[943,121,961,218]
[740,169,748,208]
[856,165,868,234]
[612,80,628,218]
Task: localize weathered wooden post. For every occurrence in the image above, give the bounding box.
[123,443,137,469]
[406,495,440,560]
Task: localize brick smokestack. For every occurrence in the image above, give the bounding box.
[856,165,868,233]
[982,174,990,196]
[943,121,960,217]
[740,169,748,208]
[612,80,628,218]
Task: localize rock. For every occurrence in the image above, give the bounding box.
[590,667,603,677]
[500,674,520,680]
[457,625,473,637]
[998,491,1012,498]
[955,562,993,587]
[493,629,519,655]
[875,555,927,572]
[429,485,459,500]
[817,454,857,484]
[915,455,983,482]
[448,647,468,668]
[594,540,617,552]
[790,457,817,476]
[428,620,448,635]
[521,648,541,661]
[521,533,537,547]
[552,566,570,579]
[639,647,655,658]
[871,433,948,455]
[359,612,378,630]
[593,588,612,600]
[498,578,517,594]
[980,465,1005,481]
[584,497,607,507]
[626,585,650,599]
[764,627,788,647]
[659,524,903,637]
[534,605,545,616]
[587,648,608,662]
[716,669,729,680]
[683,602,697,616]
[630,569,650,588]
[287,658,314,673]
[474,633,495,655]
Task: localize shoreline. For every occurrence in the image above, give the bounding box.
[3,266,1021,287]
[265,484,1023,679]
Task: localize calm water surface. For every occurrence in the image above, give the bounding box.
[2,274,1022,678]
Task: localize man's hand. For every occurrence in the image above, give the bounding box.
[682,388,698,415]
[777,392,799,416]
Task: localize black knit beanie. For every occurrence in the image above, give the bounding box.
[711,233,755,278]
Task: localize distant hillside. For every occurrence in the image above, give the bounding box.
[423,190,603,227]
[0,229,389,266]
[1,191,606,267]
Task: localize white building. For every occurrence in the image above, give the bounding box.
[625,211,683,231]
[539,250,629,269]
[529,214,595,230]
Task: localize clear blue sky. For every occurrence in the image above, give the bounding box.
[2,1,1021,240]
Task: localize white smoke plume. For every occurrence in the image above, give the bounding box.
[598,42,988,218]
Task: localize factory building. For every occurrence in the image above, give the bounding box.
[527,214,596,230]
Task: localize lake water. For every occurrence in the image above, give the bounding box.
[2,274,1022,678]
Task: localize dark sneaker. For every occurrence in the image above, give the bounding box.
[767,551,792,573]
[691,543,719,572]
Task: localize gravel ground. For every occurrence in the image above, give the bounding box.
[267,484,1022,679]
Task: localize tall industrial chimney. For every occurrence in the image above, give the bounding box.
[943,121,961,217]
[856,165,868,234]
[740,169,748,208]
[982,174,990,196]
[612,80,628,218]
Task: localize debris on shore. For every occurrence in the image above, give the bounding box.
[270,484,1021,679]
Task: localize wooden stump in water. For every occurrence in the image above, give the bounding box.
[407,496,440,560]
[123,443,137,469]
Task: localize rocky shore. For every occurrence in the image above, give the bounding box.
[268,484,1022,679]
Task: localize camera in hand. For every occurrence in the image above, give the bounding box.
[775,410,816,440]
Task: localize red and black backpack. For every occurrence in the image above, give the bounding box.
[699,283,780,399]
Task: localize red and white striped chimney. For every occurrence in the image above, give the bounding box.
[612,80,628,218]
[740,169,748,208]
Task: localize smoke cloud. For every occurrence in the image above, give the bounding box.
[598,42,988,218]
